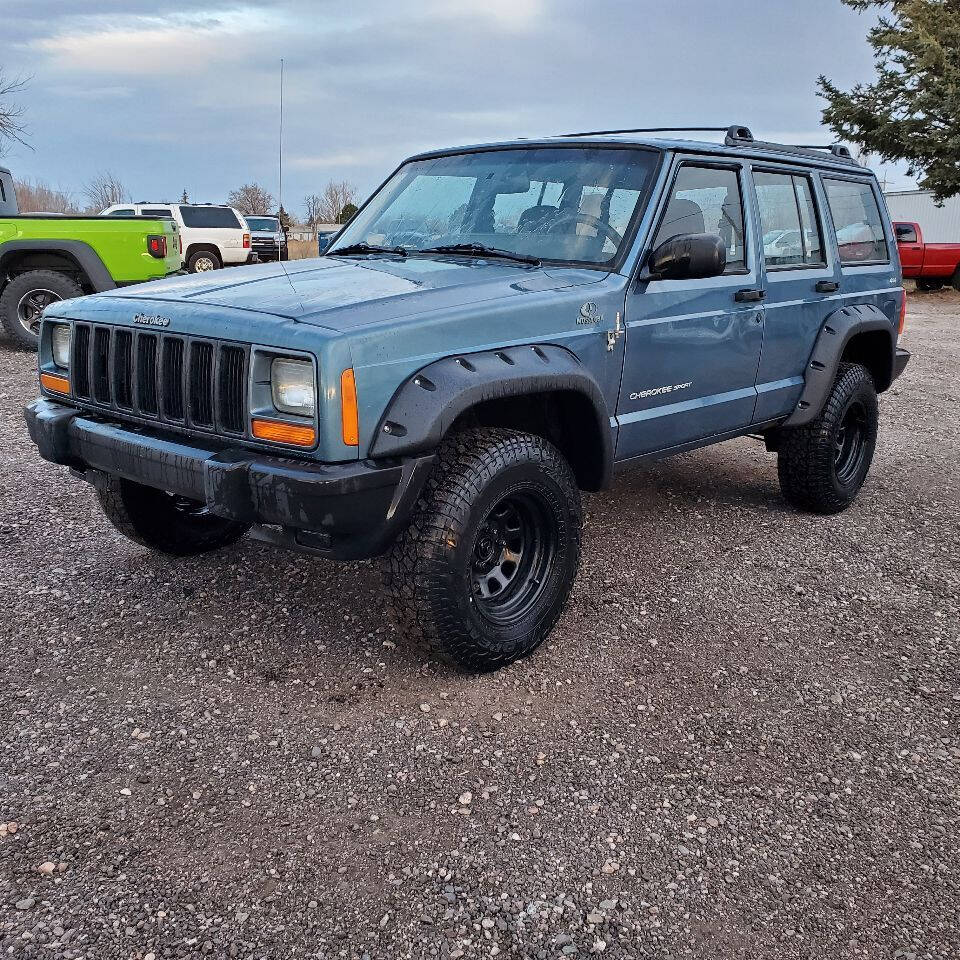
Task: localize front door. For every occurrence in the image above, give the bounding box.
[616,160,764,459]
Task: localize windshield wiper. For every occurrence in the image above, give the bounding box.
[415,243,541,266]
[329,242,407,257]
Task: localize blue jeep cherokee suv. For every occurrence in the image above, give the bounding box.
[26,125,910,671]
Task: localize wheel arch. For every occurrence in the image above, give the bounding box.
[783,303,896,428]
[368,344,614,491]
[0,240,115,293]
[185,243,222,264]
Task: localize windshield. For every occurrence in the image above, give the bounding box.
[329,146,660,267]
[246,217,279,231]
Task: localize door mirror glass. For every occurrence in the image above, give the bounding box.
[647,232,727,280]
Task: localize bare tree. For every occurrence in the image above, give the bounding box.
[226,182,274,216]
[314,180,358,224]
[0,70,30,154]
[83,172,128,211]
[303,193,324,238]
[13,178,79,214]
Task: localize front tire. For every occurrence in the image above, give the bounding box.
[94,474,249,556]
[383,428,582,671]
[777,363,879,514]
[188,249,222,273]
[0,270,83,348]
[916,278,944,292]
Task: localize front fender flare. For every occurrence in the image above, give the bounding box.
[368,343,613,480]
[783,303,895,427]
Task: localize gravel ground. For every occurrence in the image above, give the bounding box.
[0,295,957,960]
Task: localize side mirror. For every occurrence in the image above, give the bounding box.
[646,233,727,281]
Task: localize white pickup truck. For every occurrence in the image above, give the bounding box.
[100,202,254,272]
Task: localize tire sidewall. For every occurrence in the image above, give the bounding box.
[445,458,580,660]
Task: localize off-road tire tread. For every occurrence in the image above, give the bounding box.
[383,427,581,671]
[94,473,249,556]
[0,269,83,348]
[777,362,878,514]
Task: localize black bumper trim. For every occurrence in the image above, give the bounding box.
[893,346,910,381]
[24,399,434,561]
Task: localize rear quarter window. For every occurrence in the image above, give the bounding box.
[178,206,242,229]
[823,178,889,264]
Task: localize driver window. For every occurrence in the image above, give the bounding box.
[653,165,746,271]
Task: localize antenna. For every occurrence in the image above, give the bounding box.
[278,58,284,217]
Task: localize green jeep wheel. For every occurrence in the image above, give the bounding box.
[0,270,82,349]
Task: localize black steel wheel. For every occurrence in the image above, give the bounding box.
[470,491,558,626]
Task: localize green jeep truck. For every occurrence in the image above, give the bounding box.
[0,166,182,348]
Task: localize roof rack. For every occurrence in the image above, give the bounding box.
[559,123,860,166]
[560,125,741,138]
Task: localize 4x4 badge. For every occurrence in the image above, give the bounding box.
[577,301,602,325]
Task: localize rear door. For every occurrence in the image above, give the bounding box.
[748,164,839,421]
[616,157,764,458]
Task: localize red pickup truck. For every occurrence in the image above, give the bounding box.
[894,221,960,291]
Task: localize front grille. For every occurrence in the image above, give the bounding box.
[67,323,248,437]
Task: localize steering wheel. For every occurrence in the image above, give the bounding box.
[544,213,623,247]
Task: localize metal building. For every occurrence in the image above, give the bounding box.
[884,190,960,244]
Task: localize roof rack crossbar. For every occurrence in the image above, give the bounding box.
[560,125,746,138]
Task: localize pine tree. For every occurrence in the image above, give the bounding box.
[819,0,960,201]
[181,189,189,204]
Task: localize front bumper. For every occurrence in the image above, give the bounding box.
[24,399,434,561]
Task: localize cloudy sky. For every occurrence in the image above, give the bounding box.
[1,0,911,219]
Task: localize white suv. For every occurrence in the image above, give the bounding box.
[100,203,254,272]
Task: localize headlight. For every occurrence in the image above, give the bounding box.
[51,323,71,368]
[271,358,315,416]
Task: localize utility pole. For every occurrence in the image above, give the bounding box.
[278,58,284,216]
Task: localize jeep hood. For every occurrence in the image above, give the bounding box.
[97,256,606,331]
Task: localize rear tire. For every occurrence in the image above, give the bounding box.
[188,249,221,273]
[916,278,944,292]
[952,268,960,293]
[94,473,249,556]
[0,270,83,349]
[777,363,878,514]
[383,428,582,671]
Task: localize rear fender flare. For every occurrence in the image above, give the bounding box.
[368,343,613,482]
[0,239,115,292]
[783,303,895,427]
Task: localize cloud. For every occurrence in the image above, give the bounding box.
[1,0,912,220]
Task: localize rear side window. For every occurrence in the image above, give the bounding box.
[108,208,136,217]
[754,171,825,268]
[653,164,747,271]
[823,178,888,264]
[141,207,172,217]
[895,223,917,243]
[178,206,242,229]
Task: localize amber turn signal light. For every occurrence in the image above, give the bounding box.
[251,418,316,447]
[340,368,359,446]
[40,372,70,395]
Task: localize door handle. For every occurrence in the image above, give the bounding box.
[815,280,840,293]
[735,288,766,303]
